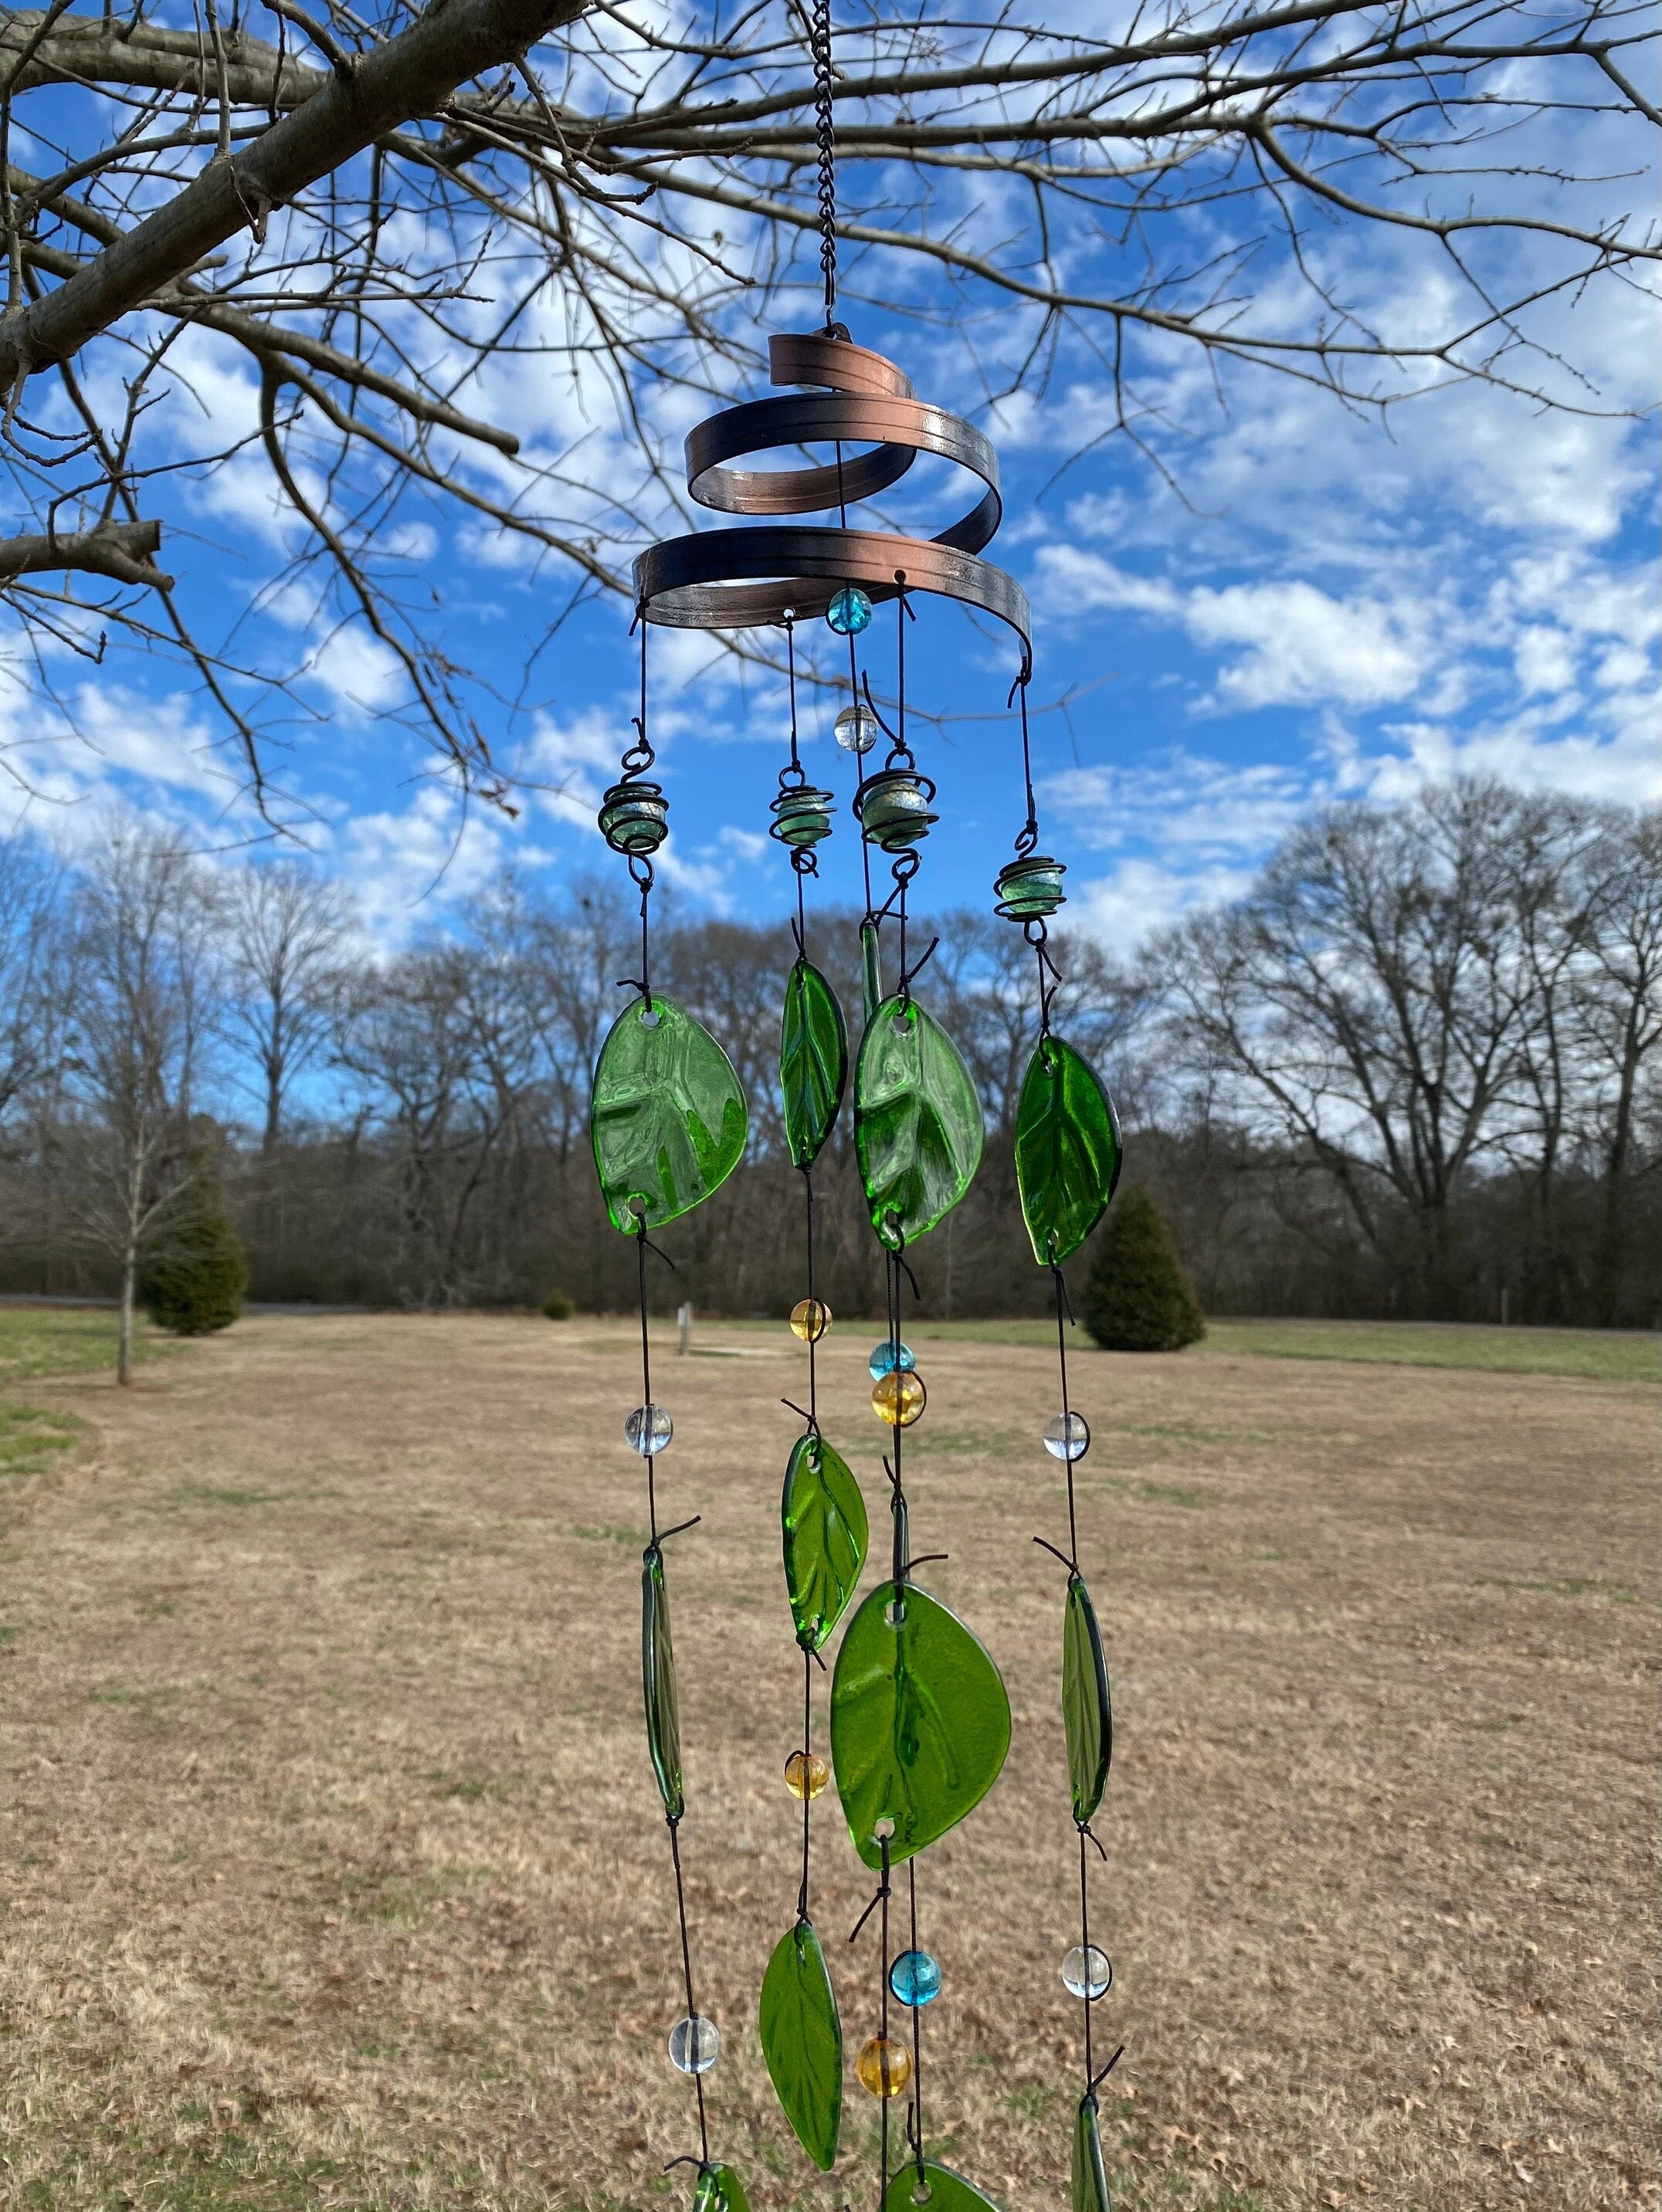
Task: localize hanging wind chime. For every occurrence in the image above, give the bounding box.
[585,5,1125,2208]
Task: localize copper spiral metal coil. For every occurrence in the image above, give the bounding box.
[633,332,1032,676]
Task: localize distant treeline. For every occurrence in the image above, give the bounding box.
[2,776,1657,1333]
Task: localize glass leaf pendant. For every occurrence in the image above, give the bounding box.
[592,993,748,1235]
[883,2160,1008,2212]
[1014,1035,1122,1267]
[855,994,985,1250]
[1063,1572,1112,1825]
[1072,2095,1113,2212]
[829,1580,1010,1869]
[781,1431,869,1652]
[781,958,848,1170]
[694,2166,751,2212]
[641,1546,683,1821]
[758,1919,843,2170]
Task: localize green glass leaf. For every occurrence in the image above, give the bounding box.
[592,993,747,1235]
[855,995,985,1251]
[1063,1573,1112,1825]
[860,918,883,1027]
[693,2167,751,2212]
[1072,2095,1113,2212]
[884,2162,1006,2212]
[641,1546,683,1821]
[759,1919,843,2170]
[830,1579,1010,1870]
[1014,1036,1123,1266]
[782,1432,869,1653]
[781,959,848,1170]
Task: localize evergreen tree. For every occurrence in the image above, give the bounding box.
[142,1211,248,1336]
[1081,1188,1205,1352]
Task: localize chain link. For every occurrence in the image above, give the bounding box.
[810,0,836,329]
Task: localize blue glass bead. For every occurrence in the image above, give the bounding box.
[827,586,873,636]
[889,1949,941,2007]
[868,1340,916,1380]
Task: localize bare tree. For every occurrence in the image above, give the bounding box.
[0,0,1649,805]
[1152,781,1554,1309]
[59,823,222,1380]
[0,830,58,1118]
[226,858,355,1150]
[1575,808,1662,1326]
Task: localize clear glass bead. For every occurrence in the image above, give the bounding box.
[625,1404,673,1456]
[789,1298,832,1343]
[785,1750,829,1800]
[668,2014,721,2074]
[834,704,881,754]
[827,586,873,636]
[855,2034,911,2097]
[1062,1944,1112,2000]
[888,1949,941,2007]
[872,1370,925,1428]
[868,1339,917,1380]
[1044,1411,1091,1462]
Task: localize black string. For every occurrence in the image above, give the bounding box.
[668,1814,711,2166]
[799,1647,813,1924]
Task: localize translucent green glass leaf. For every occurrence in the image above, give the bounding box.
[782,1432,868,1653]
[830,1580,1010,1870]
[1072,2095,1113,2212]
[592,993,748,1235]
[641,1546,683,1821]
[855,995,985,1251]
[781,960,848,1170]
[860,918,882,1027]
[694,2166,751,2212]
[1063,1573,1112,1825]
[1014,1036,1122,1266]
[884,2161,1006,2212]
[759,1919,843,2170]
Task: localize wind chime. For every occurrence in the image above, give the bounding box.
[585,7,1124,2209]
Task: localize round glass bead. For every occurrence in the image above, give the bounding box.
[834,704,882,755]
[785,1750,829,1800]
[868,1340,917,1380]
[859,769,938,853]
[1062,1944,1112,2000]
[789,1298,832,1343]
[827,586,873,636]
[1044,1411,1091,1462]
[872,1370,925,1428]
[888,1949,941,2007]
[855,2034,911,2098]
[771,783,836,851]
[597,777,669,857]
[625,1403,673,1456]
[994,853,1067,920]
[668,2014,721,2073]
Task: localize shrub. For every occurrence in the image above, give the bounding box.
[142,1212,248,1336]
[541,1290,575,1321]
[1080,1187,1205,1352]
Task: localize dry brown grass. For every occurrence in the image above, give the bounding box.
[0,1311,1655,2212]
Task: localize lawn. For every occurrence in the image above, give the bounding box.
[0,1310,1654,2212]
[864,1313,1659,1382]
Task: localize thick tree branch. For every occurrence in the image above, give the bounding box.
[0,515,169,586]
[0,0,592,388]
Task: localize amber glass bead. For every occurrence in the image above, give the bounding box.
[855,2034,911,2098]
[785,1750,830,1800]
[789,1298,832,1343]
[872,1370,925,1427]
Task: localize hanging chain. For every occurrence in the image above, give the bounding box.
[810,0,838,331]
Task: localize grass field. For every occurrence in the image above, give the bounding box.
[0,1308,1655,2211]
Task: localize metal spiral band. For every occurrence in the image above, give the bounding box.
[633,332,1032,676]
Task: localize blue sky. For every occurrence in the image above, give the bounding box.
[3,29,1656,950]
